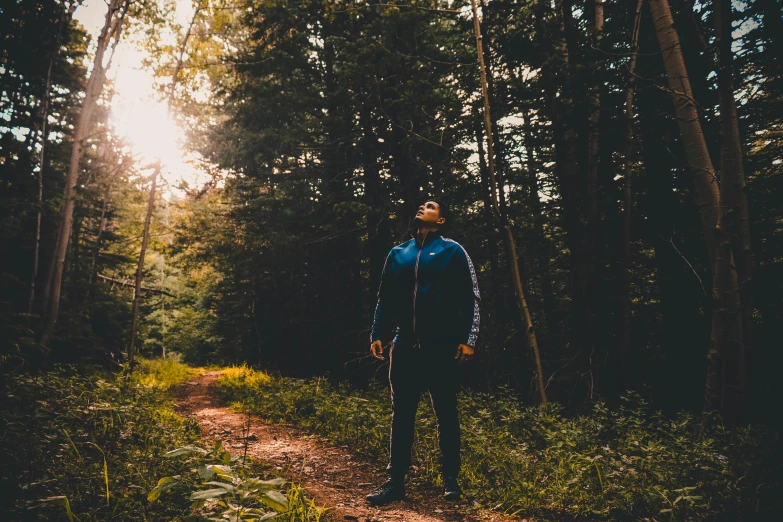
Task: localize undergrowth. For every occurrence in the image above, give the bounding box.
[216,366,781,521]
[0,360,321,521]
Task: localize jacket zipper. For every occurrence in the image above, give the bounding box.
[412,231,428,345]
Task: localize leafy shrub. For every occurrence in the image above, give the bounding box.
[0,362,318,522]
[215,369,781,521]
[150,443,329,521]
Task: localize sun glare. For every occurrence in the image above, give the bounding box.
[77,0,211,197]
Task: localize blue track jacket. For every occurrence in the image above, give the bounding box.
[371,232,480,349]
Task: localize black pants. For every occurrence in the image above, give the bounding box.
[386,340,461,479]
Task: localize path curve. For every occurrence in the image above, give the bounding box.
[171,371,523,522]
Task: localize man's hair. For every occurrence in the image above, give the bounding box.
[428,198,450,228]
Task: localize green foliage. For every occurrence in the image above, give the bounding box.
[0,366,203,520]
[216,368,781,520]
[150,443,329,521]
[133,355,204,390]
[0,359,325,521]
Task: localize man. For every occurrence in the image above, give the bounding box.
[366,200,480,506]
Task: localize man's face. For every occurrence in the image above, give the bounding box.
[414,201,445,227]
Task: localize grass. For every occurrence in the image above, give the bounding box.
[0,359,323,521]
[215,367,782,521]
[133,355,204,390]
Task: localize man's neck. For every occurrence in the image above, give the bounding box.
[416,226,439,245]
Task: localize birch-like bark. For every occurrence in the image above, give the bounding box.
[39,0,128,347]
[470,0,547,405]
[648,0,744,422]
[648,0,720,266]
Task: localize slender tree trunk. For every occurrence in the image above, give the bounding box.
[537,0,592,399]
[712,0,751,424]
[648,0,744,422]
[360,97,390,293]
[474,114,503,336]
[127,3,203,367]
[585,0,603,392]
[478,0,508,214]
[39,0,126,347]
[619,0,644,393]
[471,0,547,405]
[28,3,77,322]
[521,107,556,336]
[128,166,159,366]
[649,0,720,265]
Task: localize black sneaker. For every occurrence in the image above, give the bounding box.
[443,475,462,501]
[366,478,405,506]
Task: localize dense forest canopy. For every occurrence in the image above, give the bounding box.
[2,0,782,429]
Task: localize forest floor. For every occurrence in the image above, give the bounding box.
[171,371,521,522]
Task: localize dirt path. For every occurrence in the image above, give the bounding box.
[171,372,523,522]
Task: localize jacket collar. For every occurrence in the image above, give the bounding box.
[412,229,442,247]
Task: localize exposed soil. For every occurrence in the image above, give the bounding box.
[171,371,525,522]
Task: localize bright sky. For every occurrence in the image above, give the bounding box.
[75,0,212,197]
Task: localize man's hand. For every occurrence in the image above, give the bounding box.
[370,340,385,360]
[455,344,474,364]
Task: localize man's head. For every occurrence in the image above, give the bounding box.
[414,200,447,230]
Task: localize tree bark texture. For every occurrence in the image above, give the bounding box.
[128,166,159,366]
[649,0,745,423]
[39,0,128,347]
[471,0,547,405]
[710,0,752,424]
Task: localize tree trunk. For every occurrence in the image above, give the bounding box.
[39,0,127,347]
[648,0,720,267]
[471,0,547,405]
[360,97,390,293]
[537,0,592,399]
[619,0,644,394]
[129,166,159,365]
[127,3,203,367]
[474,113,503,338]
[585,0,603,393]
[520,107,556,337]
[648,0,744,423]
[712,0,751,424]
[478,0,508,215]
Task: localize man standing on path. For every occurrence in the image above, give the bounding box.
[366,200,480,506]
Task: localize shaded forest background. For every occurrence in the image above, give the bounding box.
[2,0,783,430]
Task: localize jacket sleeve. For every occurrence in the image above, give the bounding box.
[371,251,396,343]
[454,245,481,348]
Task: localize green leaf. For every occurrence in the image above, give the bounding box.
[39,496,75,522]
[260,489,289,512]
[198,464,214,481]
[164,445,208,458]
[245,477,286,491]
[204,481,235,493]
[189,488,231,500]
[148,476,181,502]
[211,464,235,480]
